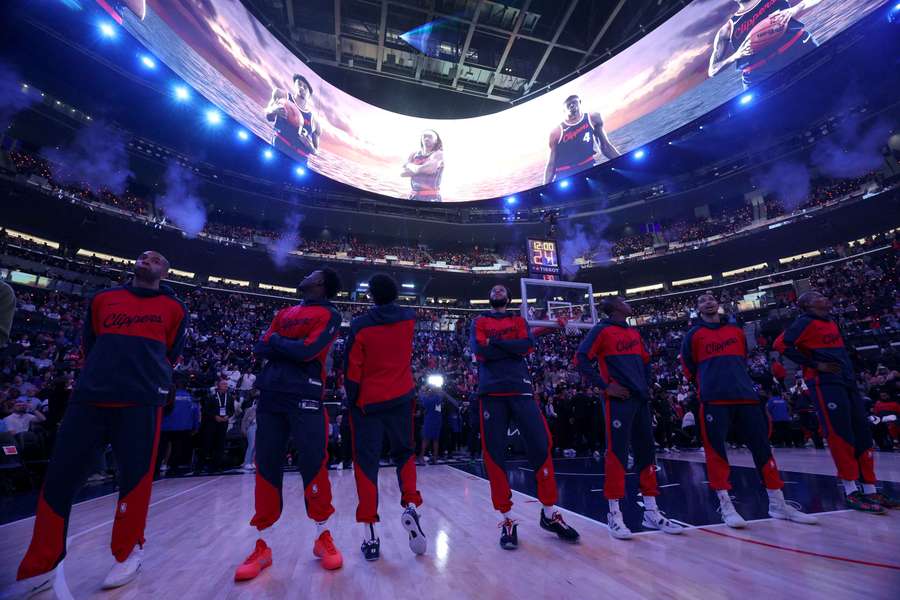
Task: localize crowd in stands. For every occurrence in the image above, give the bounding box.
[1,241,897,490]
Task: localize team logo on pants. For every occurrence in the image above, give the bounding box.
[312,484,319,494]
[706,414,713,422]
[827,402,837,410]
[119,502,127,514]
[612,419,622,429]
[483,410,490,420]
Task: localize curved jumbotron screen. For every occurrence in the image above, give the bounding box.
[121,0,884,202]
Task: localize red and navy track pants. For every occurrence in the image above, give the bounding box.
[349,400,422,524]
[698,402,784,492]
[602,396,659,500]
[17,404,162,581]
[808,378,876,483]
[478,394,557,513]
[250,404,334,530]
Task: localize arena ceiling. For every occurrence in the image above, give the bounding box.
[244,0,685,116]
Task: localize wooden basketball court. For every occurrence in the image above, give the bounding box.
[1,450,898,599]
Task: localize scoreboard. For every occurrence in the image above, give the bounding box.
[526,238,561,280]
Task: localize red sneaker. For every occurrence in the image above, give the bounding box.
[312,530,343,570]
[234,539,272,581]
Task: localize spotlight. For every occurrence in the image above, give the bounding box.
[739,93,754,105]
[262,148,274,161]
[139,54,157,69]
[236,129,250,142]
[205,109,222,125]
[426,374,444,388]
[558,179,570,189]
[98,21,117,39]
[173,85,191,101]
[633,148,647,160]
[294,165,306,176]
[505,195,517,205]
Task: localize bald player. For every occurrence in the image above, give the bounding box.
[544,94,620,185]
[17,251,188,594]
[775,291,899,512]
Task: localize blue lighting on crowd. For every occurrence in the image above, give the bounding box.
[236,129,250,142]
[139,54,157,70]
[205,109,223,126]
[173,85,191,102]
[262,148,274,161]
[98,20,117,39]
[633,148,647,160]
[505,195,517,205]
[294,165,306,176]
[558,179,570,190]
[739,93,754,105]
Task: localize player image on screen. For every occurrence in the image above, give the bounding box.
[401,129,444,202]
[708,0,821,89]
[544,95,620,185]
[264,74,320,159]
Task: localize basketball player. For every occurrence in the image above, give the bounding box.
[470,284,580,549]
[234,268,343,581]
[543,95,620,185]
[264,73,320,159]
[401,129,444,202]
[681,293,817,528]
[774,291,899,512]
[16,251,187,594]
[708,0,822,89]
[344,274,425,561]
[575,297,682,539]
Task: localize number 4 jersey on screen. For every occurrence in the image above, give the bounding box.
[122,0,885,202]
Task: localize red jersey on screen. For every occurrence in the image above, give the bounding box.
[730,0,814,87]
[552,114,597,180]
[409,151,442,201]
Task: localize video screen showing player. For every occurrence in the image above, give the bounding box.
[401,130,444,203]
[709,0,821,89]
[264,74,320,160]
[544,95,620,185]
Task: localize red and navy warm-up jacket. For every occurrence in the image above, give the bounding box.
[344,303,415,413]
[254,299,341,401]
[470,310,534,396]
[773,314,854,385]
[680,321,758,404]
[72,284,187,406]
[574,319,651,399]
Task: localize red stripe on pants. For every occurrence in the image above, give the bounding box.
[479,397,513,513]
[304,410,335,523]
[699,403,732,491]
[813,379,859,481]
[16,494,66,580]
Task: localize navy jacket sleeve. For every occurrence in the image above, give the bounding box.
[167,303,188,364]
[777,316,815,367]
[680,328,697,380]
[343,324,361,405]
[269,310,341,363]
[575,324,607,389]
[81,295,98,358]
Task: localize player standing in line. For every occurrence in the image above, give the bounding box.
[470,284,580,550]
[543,94,620,185]
[401,129,444,202]
[575,297,683,540]
[708,0,822,89]
[344,274,426,561]
[774,291,899,512]
[16,251,187,594]
[681,293,817,528]
[234,268,343,581]
[264,73,320,159]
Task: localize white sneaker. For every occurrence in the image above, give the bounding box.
[401,506,427,555]
[606,511,633,540]
[335,463,344,471]
[718,499,747,529]
[769,500,818,525]
[642,510,683,534]
[101,547,143,589]
[241,464,255,473]
[159,464,169,473]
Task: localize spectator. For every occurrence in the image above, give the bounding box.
[159,380,200,473]
[198,379,239,473]
[0,281,14,347]
[241,397,257,472]
[766,389,792,447]
[3,399,45,435]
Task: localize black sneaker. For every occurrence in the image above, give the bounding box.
[499,518,518,550]
[361,538,380,561]
[539,510,580,542]
[846,491,886,514]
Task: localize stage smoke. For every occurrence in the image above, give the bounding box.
[0,62,37,128]
[559,211,612,278]
[42,121,133,195]
[812,112,888,179]
[751,161,811,212]
[156,162,207,238]
[268,212,303,268]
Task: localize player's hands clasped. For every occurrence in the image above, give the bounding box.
[606,381,631,399]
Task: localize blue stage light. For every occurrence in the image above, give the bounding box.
[236,129,250,142]
[205,109,223,125]
[294,165,306,176]
[505,195,517,205]
[633,148,647,160]
[262,149,274,161]
[173,85,191,102]
[739,93,754,105]
[98,21,117,39]
[558,179,570,190]
[139,54,157,69]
